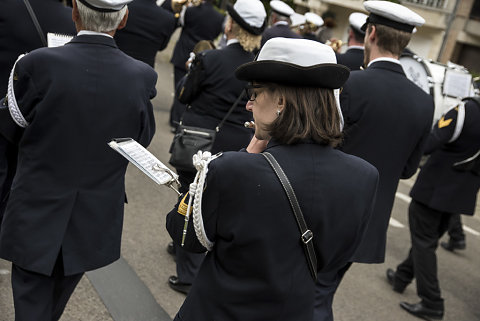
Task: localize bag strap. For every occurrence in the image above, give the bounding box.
[215,89,245,132]
[262,152,318,281]
[23,0,47,47]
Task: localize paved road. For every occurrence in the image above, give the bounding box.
[0,32,479,321]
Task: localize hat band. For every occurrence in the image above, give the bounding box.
[77,0,124,12]
[363,13,415,33]
[227,5,266,36]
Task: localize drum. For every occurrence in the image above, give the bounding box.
[399,54,476,123]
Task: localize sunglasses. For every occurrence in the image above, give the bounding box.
[245,84,267,101]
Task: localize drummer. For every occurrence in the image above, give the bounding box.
[314,1,435,320]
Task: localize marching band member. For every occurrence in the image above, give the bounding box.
[168,0,224,130]
[315,2,434,320]
[166,37,379,321]
[387,97,480,320]
[0,0,156,319]
[261,0,300,47]
[167,0,267,295]
[335,12,368,71]
[301,12,324,42]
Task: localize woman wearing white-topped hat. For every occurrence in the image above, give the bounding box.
[166,38,379,320]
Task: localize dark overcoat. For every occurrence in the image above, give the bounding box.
[411,99,480,215]
[0,35,156,276]
[115,0,176,67]
[170,2,224,72]
[336,47,364,71]
[176,42,254,154]
[340,60,434,263]
[0,0,75,97]
[167,141,378,321]
[261,23,301,47]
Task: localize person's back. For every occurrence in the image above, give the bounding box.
[173,143,377,321]
[0,1,157,319]
[115,0,176,67]
[0,0,75,97]
[170,1,224,70]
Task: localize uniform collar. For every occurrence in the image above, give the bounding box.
[367,59,406,75]
[78,30,113,38]
[367,57,401,67]
[226,39,240,46]
[68,34,118,48]
[347,45,364,51]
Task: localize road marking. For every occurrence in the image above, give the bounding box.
[395,192,412,204]
[389,217,405,228]
[463,225,480,236]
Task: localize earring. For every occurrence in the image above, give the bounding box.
[276,110,281,116]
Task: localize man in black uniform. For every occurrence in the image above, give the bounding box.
[167,0,267,295]
[314,2,434,321]
[0,0,76,227]
[336,12,367,71]
[261,0,300,47]
[386,98,480,320]
[168,0,224,129]
[115,0,176,67]
[0,0,156,319]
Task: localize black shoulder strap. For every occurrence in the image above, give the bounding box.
[23,0,47,47]
[262,152,318,281]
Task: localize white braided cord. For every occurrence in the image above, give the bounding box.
[7,54,29,128]
[190,151,217,251]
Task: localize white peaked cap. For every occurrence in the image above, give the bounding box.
[290,13,306,27]
[349,12,368,33]
[363,0,425,33]
[305,12,324,27]
[77,0,132,11]
[270,0,295,17]
[227,0,267,35]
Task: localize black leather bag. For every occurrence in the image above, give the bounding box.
[168,125,216,172]
[168,90,245,172]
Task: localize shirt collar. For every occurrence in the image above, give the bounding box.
[78,30,113,39]
[226,39,240,46]
[367,57,401,68]
[273,21,289,26]
[347,45,364,50]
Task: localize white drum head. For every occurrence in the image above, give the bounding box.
[399,55,431,95]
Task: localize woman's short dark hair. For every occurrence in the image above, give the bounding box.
[262,84,343,147]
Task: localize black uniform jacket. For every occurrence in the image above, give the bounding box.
[176,42,254,153]
[115,0,176,67]
[0,35,156,276]
[170,2,224,71]
[0,0,76,98]
[411,100,480,215]
[261,23,301,47]
[340,60,434,263]
[167,140,379,321]
[336,47,364,71]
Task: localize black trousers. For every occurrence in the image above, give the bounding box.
[314,263,352,321]
[11,253,83,321]
[447,213,465,242]
[395,200,450,310]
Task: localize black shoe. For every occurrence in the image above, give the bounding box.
[386,268,407,293]
[440,239,466,252]
[168,275,191,295]
[167,242,176,256]
[400,301,444,320]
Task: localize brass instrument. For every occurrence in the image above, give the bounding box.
[171,0,202,18]
[325,39,344,53]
